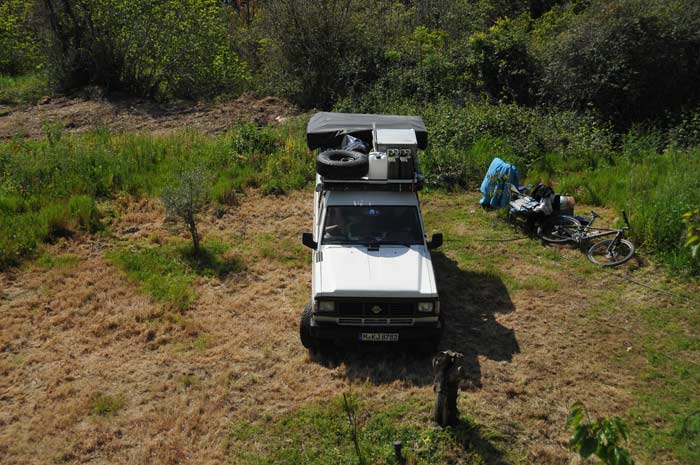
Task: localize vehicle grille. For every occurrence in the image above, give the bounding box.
[336,301,416,318]
[337,317,414,326]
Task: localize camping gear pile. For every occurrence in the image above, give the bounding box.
[479,157,575,230]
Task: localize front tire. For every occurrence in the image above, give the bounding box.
[587,239,635,266]
[300,303,316,350]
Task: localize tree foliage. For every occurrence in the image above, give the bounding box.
[40,0,250,98]
[0,0,42,74]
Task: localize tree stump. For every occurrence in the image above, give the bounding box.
[432,350,464,426]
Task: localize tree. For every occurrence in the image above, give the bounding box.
[162,166,209,254]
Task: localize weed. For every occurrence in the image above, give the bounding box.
[90,393,125,417]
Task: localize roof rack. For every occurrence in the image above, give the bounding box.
[321,175,424,192]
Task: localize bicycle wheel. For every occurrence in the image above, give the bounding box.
[539,215,581,244]
[587,239,635,266]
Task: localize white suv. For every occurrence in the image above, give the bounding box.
[300,112,443,351]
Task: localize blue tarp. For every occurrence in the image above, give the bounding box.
[480,158,520,209]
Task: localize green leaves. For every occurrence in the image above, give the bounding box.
[683,210,700,258]
[566,402,635,465]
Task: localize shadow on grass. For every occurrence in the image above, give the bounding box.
[177,243,244,279]
[448,418,511,465]
[312,251,519,388]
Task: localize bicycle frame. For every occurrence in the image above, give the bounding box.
[569,211,630,252]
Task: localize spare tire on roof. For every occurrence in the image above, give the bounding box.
[316,149,368,179]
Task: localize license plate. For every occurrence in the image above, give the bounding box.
[360,333,399,342]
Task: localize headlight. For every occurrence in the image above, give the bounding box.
[317,301,335,313]
[418,302,434,313]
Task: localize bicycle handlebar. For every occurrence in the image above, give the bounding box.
[622,210,630,228]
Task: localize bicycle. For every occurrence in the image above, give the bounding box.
[538,210,636,266]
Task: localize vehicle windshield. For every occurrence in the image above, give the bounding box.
[322,205,424,246]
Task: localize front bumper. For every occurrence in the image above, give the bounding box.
[310,317,442,343]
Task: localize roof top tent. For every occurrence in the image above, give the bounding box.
[306,112,428,151]
[307,112,428,192]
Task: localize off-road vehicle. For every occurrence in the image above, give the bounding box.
[300,112,443,351]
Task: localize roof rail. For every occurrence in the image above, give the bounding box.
[321,175,424,192]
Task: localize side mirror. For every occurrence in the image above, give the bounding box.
[427,233,443,250]
[302,232,317,250]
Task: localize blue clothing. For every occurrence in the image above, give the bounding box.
[479,158,520,209]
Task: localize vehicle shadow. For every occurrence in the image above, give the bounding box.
[314,251,520,388]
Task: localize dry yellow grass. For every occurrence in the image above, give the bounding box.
[0,190,690,464]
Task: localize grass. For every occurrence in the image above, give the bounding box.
[1,109,699,273]
[627,300,700,464]
[90,393,125,417]
[0,73,49,106]
[34,252,80,269]
[107,240,243,310]
[228,395,515,465]
[0,122,314,270]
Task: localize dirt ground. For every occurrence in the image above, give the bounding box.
[0,92,298,139]
[0,190,669,465]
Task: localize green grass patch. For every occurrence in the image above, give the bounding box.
[627,301,700,465]
[0,73,49,106]
[228,395,513,465]
[89,393,125,417]
[0,120,314,270]
[107,240,243,310]
[34,252,80,269]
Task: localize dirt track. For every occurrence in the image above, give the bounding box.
[0,93,298,139]
[0,191,664,465]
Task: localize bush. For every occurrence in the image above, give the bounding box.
[537,0,700,126]
[259,0,386,109]
[41,0,250,99]
[465,15,539,105]
[0,0,43,75]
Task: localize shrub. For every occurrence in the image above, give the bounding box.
[259,0,386,108]
[567,402,635,465]
[537,0,700,126]
[41,0,250,99]
[0,0,43,75]
[465,15,540,105]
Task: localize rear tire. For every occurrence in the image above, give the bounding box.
[300,304,316,350]
[539,215,581,244]
[316,149,368,179]
[587,239,635,266]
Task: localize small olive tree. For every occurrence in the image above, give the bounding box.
[162,166,209,254]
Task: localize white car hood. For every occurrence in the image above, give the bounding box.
[316,245,437,298]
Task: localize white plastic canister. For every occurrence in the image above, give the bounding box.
[368,152,388,179]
